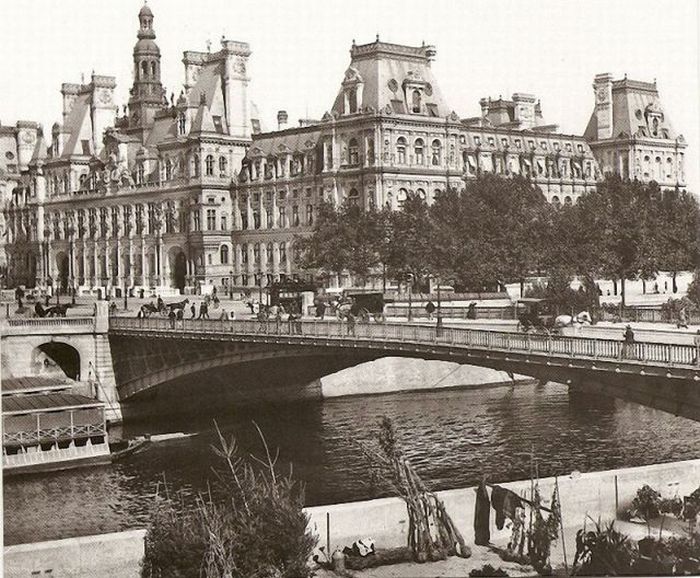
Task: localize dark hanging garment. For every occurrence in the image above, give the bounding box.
[491,485,507,530]
[491,485,523,530]
[474,481,491,545]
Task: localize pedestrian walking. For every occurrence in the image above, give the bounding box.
[693,330,700,365]
[316,299,327,320]
[622,324,635,359]
[198,301,209,319]
[677,307,689,329]
[425,301,436,320]
[346,312,356,336]
[168,309,176,328]
[190,303,196,318]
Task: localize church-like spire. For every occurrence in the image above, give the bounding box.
[128,2,165,132]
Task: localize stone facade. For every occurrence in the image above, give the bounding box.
[584,73,687,188]
[0,5,687,294]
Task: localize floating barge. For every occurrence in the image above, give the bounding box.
[2,376,110,475]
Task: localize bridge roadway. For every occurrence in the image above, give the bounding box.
[108,316,700,419]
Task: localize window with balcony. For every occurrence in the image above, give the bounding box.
[397,137,407,164]
[431,140,442,166]
[414,139,424,165]
[348,138,359,166]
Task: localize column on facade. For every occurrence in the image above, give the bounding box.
[81,239,87,286]
[285,239,293,276]
[260,240,268,282]
[160,202,168,287]
[128,204,136,287]
[272,241,280,279]
[233,193,243,230]
[141,237,147,286]
[260,198,268,229]
[92,233,99,289]
[246,243,255,281]
[271,190,278,228]
[246,195,253,231]
[234,244,242,279]
[115,208,123,289]
[104,239,111,291]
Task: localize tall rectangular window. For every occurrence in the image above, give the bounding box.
[193,210,201,232]
[207,209,216,231]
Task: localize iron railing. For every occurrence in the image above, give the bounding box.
[110,317,700,368]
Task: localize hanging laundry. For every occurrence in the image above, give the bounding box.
[474,480,491,546]
[491,485,524,530]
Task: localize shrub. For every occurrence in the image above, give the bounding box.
[572,519,636,576]
[687,270,700,310]
[141,424,318,578]
[631,485,662,535]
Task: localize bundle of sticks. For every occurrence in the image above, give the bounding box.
[373,417,471,563]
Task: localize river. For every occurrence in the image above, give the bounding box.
[5,381,700,545]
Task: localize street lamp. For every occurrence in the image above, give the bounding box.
[406,272,414,322]
[229,269,233,299]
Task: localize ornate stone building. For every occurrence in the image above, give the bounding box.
[1,7,687,294]
[584,73,686,188]
[231,39,600,288]
[4,4,258,293]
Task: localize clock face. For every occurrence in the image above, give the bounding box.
[99,89,112,105]
[597,88,607,103]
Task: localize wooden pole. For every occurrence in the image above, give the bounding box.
[555,476,569,576]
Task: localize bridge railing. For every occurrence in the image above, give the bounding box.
[109,317,700,368]
[1,316,96,336]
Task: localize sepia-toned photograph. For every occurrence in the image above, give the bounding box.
[1,0,699,576]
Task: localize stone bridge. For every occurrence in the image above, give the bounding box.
[108,316,700,421]
[3,312,700,422]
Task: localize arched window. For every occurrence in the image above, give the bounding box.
[192,154,200,177]
[253,243,260,263]
[241,243,248,264]
[564,196,572,206]
[219,156,227,176]
[348,88,357,113]
[136,163,145,184]
[551,195,561,207]
[347,188,360,207]
[366,138,375,164]
[415,188,426,200]
[348,138,359,165]
[280,242,287,263]
[266,243,273,263]
[141,61,148,78]
[151,61,157,77]
[431,139,442,166]
[205,155,214,176]
[397,188,408,207]
[655,156,662,180]
[220,244,229,264]
[165,158,172,180]
[397,137,407,164]
[178,113,186,136]
[411,89,422,113]
[666,157,673,179]
[414,139,425,165]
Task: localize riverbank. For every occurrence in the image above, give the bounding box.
[6,458,699,577]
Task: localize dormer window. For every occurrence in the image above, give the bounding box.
[411,90,422,113]
[348,88,358,113]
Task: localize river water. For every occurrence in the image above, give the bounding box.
[5,381,700,545]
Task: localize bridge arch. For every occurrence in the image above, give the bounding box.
[32,341,81,380]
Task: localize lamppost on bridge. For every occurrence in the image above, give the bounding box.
[405,272,414,322]
[229,269,233,299]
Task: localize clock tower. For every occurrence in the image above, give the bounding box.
[593,73,613,140]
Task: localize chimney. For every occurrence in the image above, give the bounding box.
[512,93,537,129]
[593,73,614,140]
[277,110,288,130]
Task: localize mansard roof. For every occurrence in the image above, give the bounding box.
[584,76,681,142]
[331,39,451,118]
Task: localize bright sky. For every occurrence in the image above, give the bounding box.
[1,0,698,191]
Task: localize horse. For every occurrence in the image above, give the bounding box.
[34,302,49,318]
[46,304,71,317]
[138,302,159,318]
[553,311,593,328]
[166,298,189,314]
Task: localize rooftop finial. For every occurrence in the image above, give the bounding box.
[206,39,211,52]
[376,33,380,42]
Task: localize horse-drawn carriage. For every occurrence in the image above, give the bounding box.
[138,298,189,318]
[335,291,392,323]
[516,298,593,334]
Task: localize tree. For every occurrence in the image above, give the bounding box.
[572,177,660,307]
[655,189,699,293]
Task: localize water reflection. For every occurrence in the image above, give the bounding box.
[5,381,700,545]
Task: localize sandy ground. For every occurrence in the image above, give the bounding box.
[314,545,536,577]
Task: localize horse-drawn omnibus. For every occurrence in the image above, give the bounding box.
[268,280,317,315]
[335,290,393,323]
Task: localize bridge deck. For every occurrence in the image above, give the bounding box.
[109,317,700,370]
